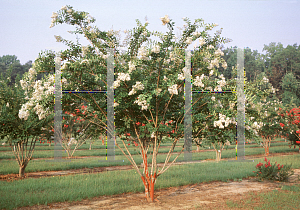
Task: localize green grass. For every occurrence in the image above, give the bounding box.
[0,137,291,160]
[1,154,300,210]
[0,144,297,175]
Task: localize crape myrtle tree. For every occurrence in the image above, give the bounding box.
[243,72,282,156]
[191,65,265,161]
[24,5,235,202]
[0,68,55,177]
[278,105,300,152]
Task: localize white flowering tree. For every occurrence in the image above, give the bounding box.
[242,73,282,156]
[0,68,55,177]
[20,5,237,202]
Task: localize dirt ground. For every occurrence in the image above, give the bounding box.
[3,152,299,210]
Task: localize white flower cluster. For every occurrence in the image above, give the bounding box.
[222,62,227,69]
[118,73,130,81]
[68,137,77,146]
[194,74,206,88]
[214,113,233,129]
[168,84,178,95]
[186,37,193,45]
[155,88,162,96]
[61,5,67,11]
[138,46,147,59]
[160,15,170,25]
[252,122,263,130]
[210,58,220,69]
[178,73,185,80]
[129,81,144,95]
[262,76,269,83]
[128,61,136,73]
[19,68,55,120]
[214,74,226,91]
[208,45,214,49]
[199,38,206,46]
[50,12,59,28]
[214,48,224,56]
[151,45,160,53]
[113,73,131,89]
[134,98,149,110]
[151,132,155,138]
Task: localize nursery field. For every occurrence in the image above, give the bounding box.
[1,137,300,210]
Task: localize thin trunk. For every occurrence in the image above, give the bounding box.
[89,141,92,150]
[197,145,200,152]
[19,164,27,177]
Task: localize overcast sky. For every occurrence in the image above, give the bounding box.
[0,0,299,65]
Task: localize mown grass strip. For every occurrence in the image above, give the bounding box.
[0,145,297,175]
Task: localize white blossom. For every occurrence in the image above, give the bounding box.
[262,76,269,83]
[178,73,185,80]
[214,48,224,56]
[113,80,121,89]
[222,62,227,69]
[199,37,206,46]
[168,84,178,95]
[51,12,58,19]
[186,37,193,45]
[151,132,155,138]
[117,73,130,81]
[128,61,135,73]
[209,70,214,76]
[208,45,214,49]
[155,88,162,96]
[138,46,147,59]
[61,5,67,10]
[194,75,205,88]
[160,15,170,25]
[211,96,215,101]
[151,45,160,53]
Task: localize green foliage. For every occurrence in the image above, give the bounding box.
[281,72,300,106]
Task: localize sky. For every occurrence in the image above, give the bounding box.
[0,0,299,65]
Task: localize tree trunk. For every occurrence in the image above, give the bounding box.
[216,150,221,162]
[100,135,105,145]
[89,141,92,150]
[196,145,200,152]
[19,165,26,177]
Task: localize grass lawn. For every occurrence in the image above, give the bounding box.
[0,154,300,210]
